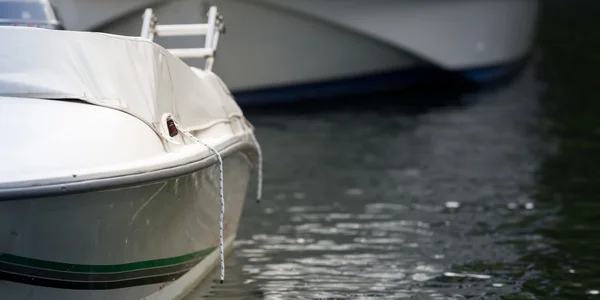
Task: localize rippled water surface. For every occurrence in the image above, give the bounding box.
[187,3,600,299]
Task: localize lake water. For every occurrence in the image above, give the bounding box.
[187,2,600,299]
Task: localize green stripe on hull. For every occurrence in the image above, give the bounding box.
[0,247,216,274]
[0,247,219,290]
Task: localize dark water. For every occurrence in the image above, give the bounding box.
[188,2,600,299]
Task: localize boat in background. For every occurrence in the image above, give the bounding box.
[0,6,261,299]
[51,0,540,106]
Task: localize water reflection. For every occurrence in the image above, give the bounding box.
[185,253,265,299]
[186,62,545,299]
[430,2,600,299]
[187,3,600,299]
[501,2,600,299]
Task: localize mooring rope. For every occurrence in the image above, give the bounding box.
[250,133,263,203]
[173,121,226,284]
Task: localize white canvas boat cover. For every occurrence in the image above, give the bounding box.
[0,26,244,139]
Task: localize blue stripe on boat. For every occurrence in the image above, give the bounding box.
[232,59,526,106]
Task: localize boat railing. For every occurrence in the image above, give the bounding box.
[140,6,225,71]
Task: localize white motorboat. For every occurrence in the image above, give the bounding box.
[0,6,262,300]
[49,0,540,106]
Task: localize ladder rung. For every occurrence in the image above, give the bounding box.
[167,48,214,58]
[155,24,209,37]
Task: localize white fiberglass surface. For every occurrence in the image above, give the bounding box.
[0,98,163,184]
[255,0,539,69]
[0,97,245,186]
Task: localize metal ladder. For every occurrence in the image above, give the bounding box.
[140,6,225,72]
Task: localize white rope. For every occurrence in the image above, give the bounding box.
[250,133,263,203]
[172,121,225,284]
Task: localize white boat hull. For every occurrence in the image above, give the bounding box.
[0,25,260,299]
[0,152,252,300]
[54,0,539,104]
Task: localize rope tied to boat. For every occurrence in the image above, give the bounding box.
[172,120,263,284]
[172,121,226,284]
[250,133,263,203]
